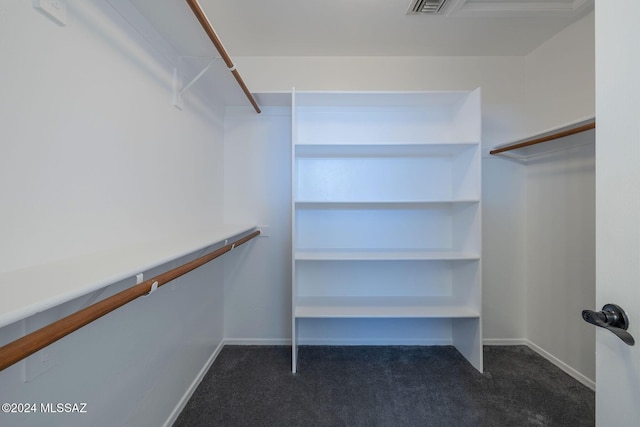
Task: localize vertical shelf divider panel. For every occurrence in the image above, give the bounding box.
[291,89,482,373]
[291,88,299,373]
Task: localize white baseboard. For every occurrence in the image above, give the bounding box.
[483,338,528,346]
[483,337,595,391]
[523,339,595,391]
[223,338,292,346]
[163,340,226,427]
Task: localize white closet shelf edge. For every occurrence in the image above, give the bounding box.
[295,296,480,318]
[294,250,480,261]
[0,224,258,329]
[294,141,481,146]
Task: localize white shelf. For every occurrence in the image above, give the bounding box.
[293,91,474,108]
[0,224,257,329]
[489,117,595,162]
[295,204,480,255]
[294,143,479,157]
[295,296,480,318]
[295,249,480,261]
[294,144,481,202]
[295,200,480,208]
[295,95,480,145]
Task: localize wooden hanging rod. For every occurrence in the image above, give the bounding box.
[0,230,260,372]
[490,120,596,155]
[185,0,261,114]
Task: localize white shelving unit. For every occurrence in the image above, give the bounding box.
[291,90,482,372]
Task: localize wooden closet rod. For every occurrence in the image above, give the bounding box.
[0,230,260,372]
[490,120,595,155]
[185,0,261,114]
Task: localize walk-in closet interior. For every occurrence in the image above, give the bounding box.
[1,1,638,426]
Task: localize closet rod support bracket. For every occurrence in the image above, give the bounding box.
[172,57,219,110]
[143,281,159,297]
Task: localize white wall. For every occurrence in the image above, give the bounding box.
[0,2,224,273]
[520,12,596,385]
[223,107,292,343]
[0,2,227,426]
[523,137,595,384]
[482,157,527,341]
[523,12,595,135]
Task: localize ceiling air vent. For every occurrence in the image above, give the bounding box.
[408,0,450,15]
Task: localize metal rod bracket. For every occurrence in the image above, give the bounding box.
[173,57,219,110]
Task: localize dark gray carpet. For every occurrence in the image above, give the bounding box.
[174,345,594,427]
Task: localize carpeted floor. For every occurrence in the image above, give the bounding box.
[174,345,594,427]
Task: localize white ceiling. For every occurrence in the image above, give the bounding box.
[128,0,594,57]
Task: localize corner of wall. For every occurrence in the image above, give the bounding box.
[522,11,595,135]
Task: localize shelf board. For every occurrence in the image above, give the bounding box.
[295,141,480,147]
[489,117,595,162]
[295,200,480,208]
[295,249,480,261]
[293,91,474,108]
[294,143,479,158]
[0,224,258,329]
[295,296,480,318]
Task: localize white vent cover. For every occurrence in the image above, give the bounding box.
[408,0,450,14]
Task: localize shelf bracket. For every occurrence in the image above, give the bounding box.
[33,0,67,26]
[172,56,219,110]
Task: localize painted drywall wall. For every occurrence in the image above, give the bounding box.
[523,12,595,135]
[0,2,227,426]
[520,11,596,385]
[482,157,527,341]
[523,136,595,385]
[0,2,224,273]
[224,56,528,345]
[223,106,292,343]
